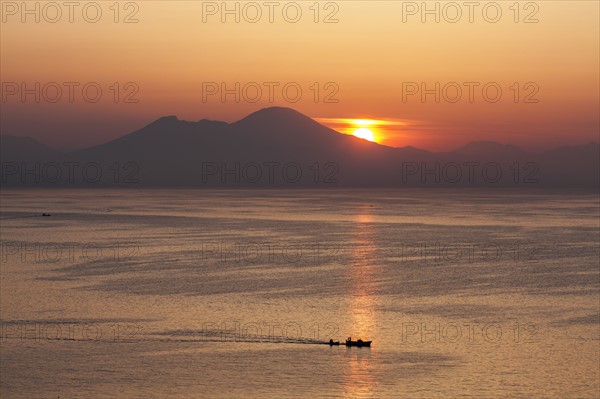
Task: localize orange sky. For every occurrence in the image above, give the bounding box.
[1,1,598,151]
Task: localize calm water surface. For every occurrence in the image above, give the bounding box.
[1,189,598,398]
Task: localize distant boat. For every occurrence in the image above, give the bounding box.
[345,337,372,347]
[42,213,51,217]
[328,339,340,346]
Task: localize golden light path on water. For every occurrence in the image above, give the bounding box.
[343,207,379,398]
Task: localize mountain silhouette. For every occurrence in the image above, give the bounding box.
[1,107,598,188]
[72,107,388,160]
[1,134,58,162]
[445,141,529,161]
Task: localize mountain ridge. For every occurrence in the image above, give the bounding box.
[1,107,598,188]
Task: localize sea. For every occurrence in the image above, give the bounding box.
[1,188,598,398]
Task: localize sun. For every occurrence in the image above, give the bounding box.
[353,128,375,142]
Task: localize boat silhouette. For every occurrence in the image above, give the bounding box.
[345,337,372,347]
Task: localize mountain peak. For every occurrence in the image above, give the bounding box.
[149,115,181,127]
[235,107,315,127]
[250,106,303,117]
[158,115,179,121]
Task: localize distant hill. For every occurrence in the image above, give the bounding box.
[535,142,600,188]
[444,141,529,161]
[1,107,598,188]
[1,134,59,162]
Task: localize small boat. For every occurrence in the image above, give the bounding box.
[42,213,51,217]
[328,339,340,346]
[345,337,372,347]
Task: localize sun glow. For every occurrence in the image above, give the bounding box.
[353,127,375,142]
[315,117,410,145]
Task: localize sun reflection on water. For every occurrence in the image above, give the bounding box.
[342,207,380,398]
